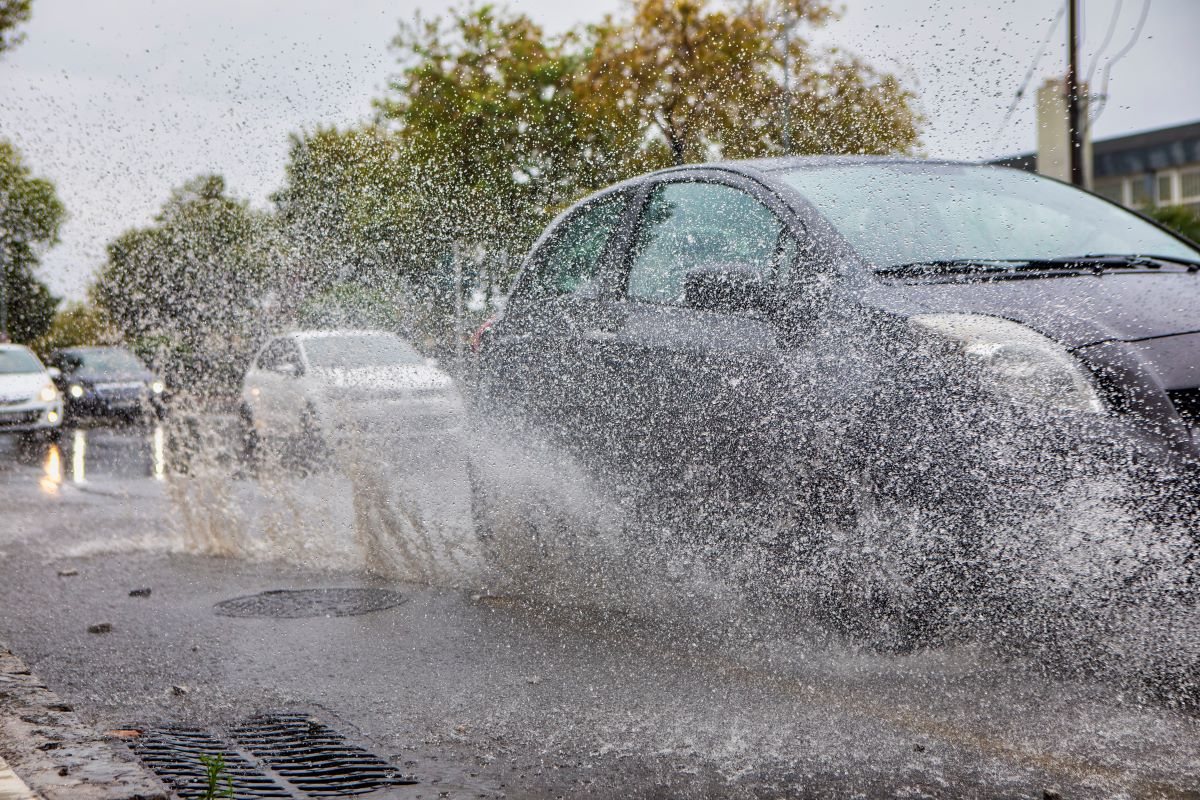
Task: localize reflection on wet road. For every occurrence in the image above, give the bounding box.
[0,422,168,494]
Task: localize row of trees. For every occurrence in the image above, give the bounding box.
[85,0,923,394]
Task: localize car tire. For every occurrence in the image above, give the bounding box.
[296,403,327,472]
[238,404,261,472]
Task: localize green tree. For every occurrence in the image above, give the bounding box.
[1145,204,1200,245]
[375,6,596,307]
[0,139,64,343]
[371,1,921,303]
[93,175,272,394]
[31,300,119,357]
[273,127,419,306]
[579,0,920,167]
[0,0,32,56]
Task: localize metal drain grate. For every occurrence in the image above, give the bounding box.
[231,714,416,797]
[214,588,406,619]
[128,714,417,799]
[132,726,293,798]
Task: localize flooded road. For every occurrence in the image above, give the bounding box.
[0,421,1198,798]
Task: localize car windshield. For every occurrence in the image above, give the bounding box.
[779,163,1200,269]
[0,348,44,374]
[76,349,145,374]
[301,335,424,369]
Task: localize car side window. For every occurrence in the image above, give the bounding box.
[528,193,628,298]
[626,182,785,305]
[279,340,304,374]
[257,339,301,373]
[256,340,282,371]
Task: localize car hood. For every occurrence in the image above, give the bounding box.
[312,364,455,392]
[0,372,50,400]
[864,271,1200,348]
[71,370,153,384]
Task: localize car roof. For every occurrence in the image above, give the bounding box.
[288,329,400,340]
[637,154,983,182]
[55,346,130,354]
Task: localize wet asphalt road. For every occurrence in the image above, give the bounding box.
[1,421,1199,799]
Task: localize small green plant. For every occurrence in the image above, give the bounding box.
[197,752,234,799]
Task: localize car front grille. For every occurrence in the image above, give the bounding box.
[1167,387,1200,429]
[0,410,40,427]
[95,382,145,401]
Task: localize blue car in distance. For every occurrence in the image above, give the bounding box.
[48,347,166,422]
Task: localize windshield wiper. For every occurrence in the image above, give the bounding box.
[1072,253,1200,272]
[875,259,1037,276]
[878,254,1200,277]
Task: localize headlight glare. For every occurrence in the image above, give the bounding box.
[910,313,1104,414]
[151,380,165,394]
[69,384,84,399]
[38,383,58,403]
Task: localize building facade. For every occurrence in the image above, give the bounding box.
[996,117,1200,214]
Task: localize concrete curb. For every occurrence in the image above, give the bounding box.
[0,646,168,800]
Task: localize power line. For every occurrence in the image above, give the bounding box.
[989,5,1066,148]
[1086,0,1124,85]
[1091,0,1151,124]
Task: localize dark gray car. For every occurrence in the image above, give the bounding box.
[479,157,1199,466]
[474,157,1200,638]
[49,346,166,421]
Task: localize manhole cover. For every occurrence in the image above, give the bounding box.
[214,588,405,619]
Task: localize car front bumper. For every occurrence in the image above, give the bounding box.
[0,398,64,433]
[321,397,467,441]
[65,385,162,417]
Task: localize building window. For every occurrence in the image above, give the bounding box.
[1157,172,1175,205]
[1181,169,1200,203]
[1129,176,1153,208]
[1094,180,1124,204]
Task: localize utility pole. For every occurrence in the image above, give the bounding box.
[1065,0,1084,187]
[0,240,7,343]
[453,241,464,374]
[781,18,791,155]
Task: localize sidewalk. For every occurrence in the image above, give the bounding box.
[0,646,167,800]
[0,755,36,800]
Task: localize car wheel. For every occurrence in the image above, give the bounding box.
[238,404,261,471]
[296,403,327,472]
[466,457,494,544]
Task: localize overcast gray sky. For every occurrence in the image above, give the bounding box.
[2,0,1198,300]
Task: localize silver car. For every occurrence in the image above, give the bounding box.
[240,330,463,451]
[0,344,64,440]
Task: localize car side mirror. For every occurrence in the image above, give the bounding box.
[46,367,62,380]
[684,263,773,314]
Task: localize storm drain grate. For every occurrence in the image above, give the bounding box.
[231,714,416,797]
[131,726,293,798]
[214,588,406,619]
[128,714,417,799]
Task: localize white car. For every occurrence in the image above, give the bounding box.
[240,330,464,449]
[0,344,64,440]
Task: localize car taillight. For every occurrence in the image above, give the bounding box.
[471,315,498,354]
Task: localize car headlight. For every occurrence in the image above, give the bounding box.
[910,313,1104,414]
[69,384,85,398]
[151,380,165,394]
[38,383,58,403]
